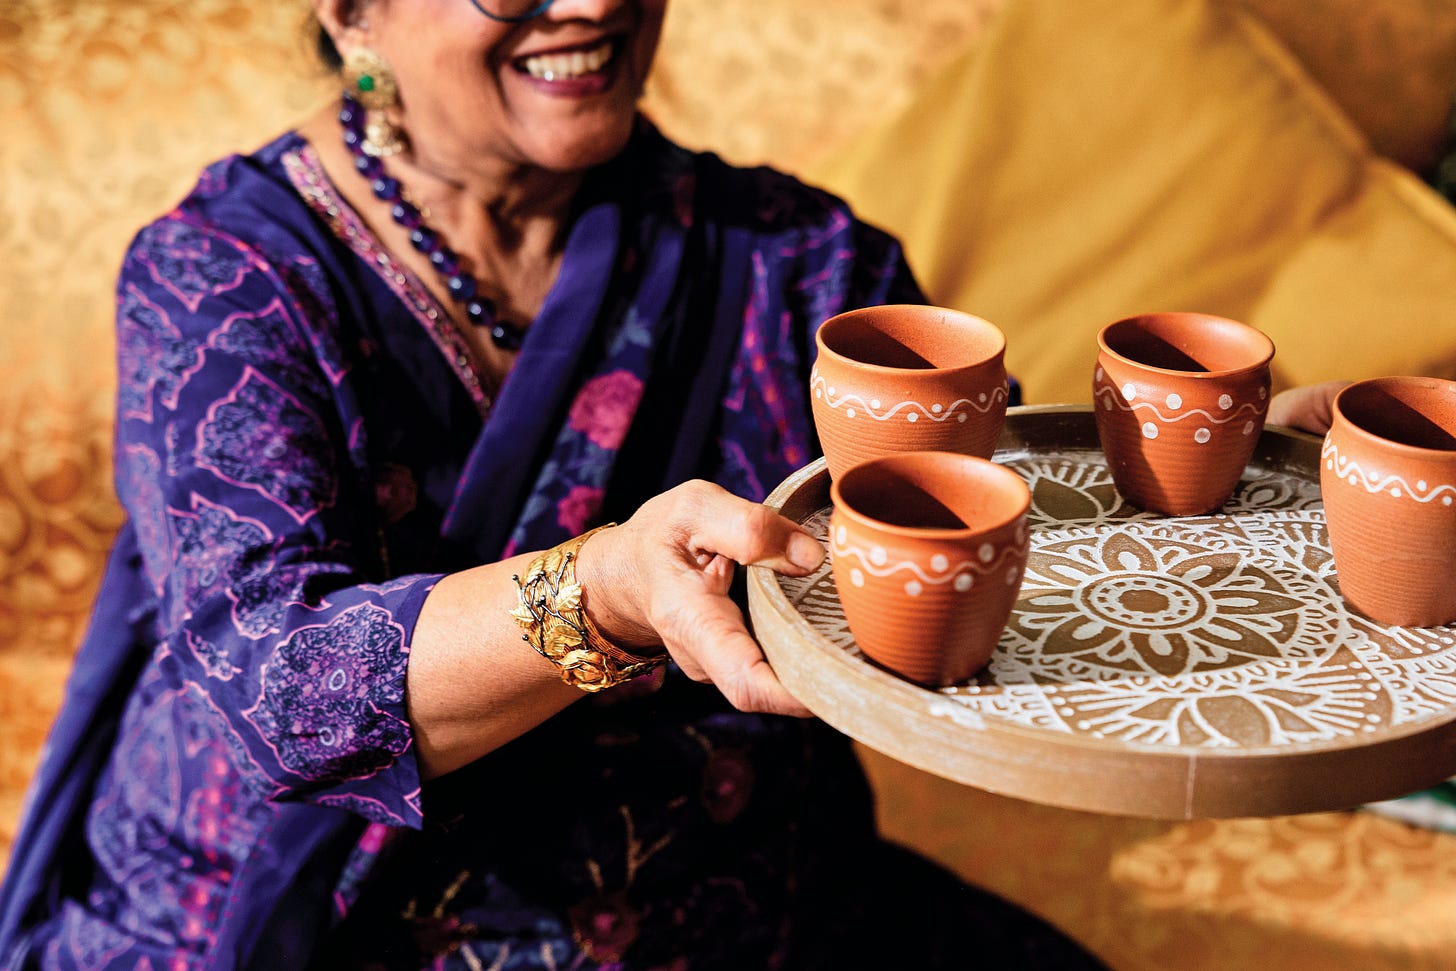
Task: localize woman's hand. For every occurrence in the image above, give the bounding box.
[577,480,825,717]
[1268,380,1351,436]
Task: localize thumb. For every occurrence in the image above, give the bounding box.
[674,481,825,576]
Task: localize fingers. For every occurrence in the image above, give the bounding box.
[641,484,817,715]
[653,585,814,717]
[665,480,825,576]
[1268,380,1351,436]
[573,480,819,717]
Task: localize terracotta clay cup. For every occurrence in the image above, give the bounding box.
[829,451,1031,687]
[1321,376,1456,627]
[1093,312,1274,516]
[810,304,1010,480]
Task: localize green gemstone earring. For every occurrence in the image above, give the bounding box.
[341,47,405,157]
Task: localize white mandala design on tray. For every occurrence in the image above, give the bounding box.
[777,449,1456,751]
[1008,528,1311,679]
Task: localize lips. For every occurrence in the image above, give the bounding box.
[515,39,616,82]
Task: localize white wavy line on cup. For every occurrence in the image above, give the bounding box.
[1092,382,1266,425]
[1321,437,1456,505]
[830,532,1023,594]
[810,366,1008,423]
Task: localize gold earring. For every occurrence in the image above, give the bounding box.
[342,47,406,157]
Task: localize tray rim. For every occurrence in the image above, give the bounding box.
[747,404,1456,819]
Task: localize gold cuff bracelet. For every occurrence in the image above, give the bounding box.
[511,524,667,692]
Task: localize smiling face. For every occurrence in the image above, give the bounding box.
[328,0,668,178]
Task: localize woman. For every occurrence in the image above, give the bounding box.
[0,0,1114,968]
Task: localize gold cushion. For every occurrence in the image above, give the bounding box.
[1231,0,1456,174]
[652,0,1456,176]
[809,0,1456,405]
[811,0,1456,964]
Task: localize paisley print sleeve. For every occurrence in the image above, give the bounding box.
[113,213,430,827]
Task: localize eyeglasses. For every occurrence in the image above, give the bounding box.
[467,0,556,22]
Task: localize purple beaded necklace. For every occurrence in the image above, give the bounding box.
[338,92,526,352]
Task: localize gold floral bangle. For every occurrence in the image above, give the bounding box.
[510,524,668,692]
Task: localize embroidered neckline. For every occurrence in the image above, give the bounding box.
[282,142,491,415]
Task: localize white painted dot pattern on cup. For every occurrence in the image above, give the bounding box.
[1322,437,1456,506]
[1219,394,1233,409]
[1166,393,1182,409]
[1142,422,1159,440]
[828,523,1026,600]
[1194,428,1211,444]
[809,368,1011,423]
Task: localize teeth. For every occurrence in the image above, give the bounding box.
[523,41,613,81]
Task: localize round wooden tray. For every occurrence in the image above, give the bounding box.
[747,405,1456,819]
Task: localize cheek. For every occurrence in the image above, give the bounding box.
[376,14,512,97]
[632,5,668,76]
[400,50,509,128]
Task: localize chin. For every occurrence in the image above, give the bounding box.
[533,117,638,173]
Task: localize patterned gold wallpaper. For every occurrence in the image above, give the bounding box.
[0,0,333,846]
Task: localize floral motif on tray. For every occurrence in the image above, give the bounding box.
[778,448,1456,751]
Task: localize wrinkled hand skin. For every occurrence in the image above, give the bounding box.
[575,479,825,717]
[1268,380,1351,436]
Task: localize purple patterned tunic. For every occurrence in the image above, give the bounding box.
[1,119,931,970]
